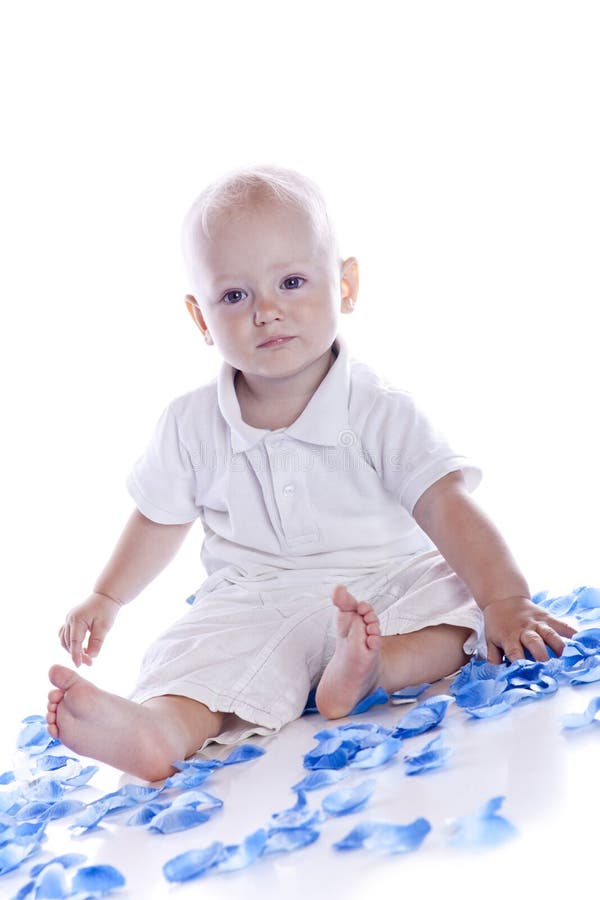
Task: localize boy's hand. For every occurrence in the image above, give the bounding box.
[59,592,123,667]
[483,595,578,664]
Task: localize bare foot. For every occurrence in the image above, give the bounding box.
[46,665,185,782]
[316,585,383,719]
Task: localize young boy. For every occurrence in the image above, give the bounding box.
[46,165,576,782]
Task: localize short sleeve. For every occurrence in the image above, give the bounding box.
[373,390,482,515]
[126,403,200,525]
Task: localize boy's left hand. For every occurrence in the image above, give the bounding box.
[483,595,578,664]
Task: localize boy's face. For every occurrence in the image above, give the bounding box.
[186,197,357,386]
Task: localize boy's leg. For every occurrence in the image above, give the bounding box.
[316,585,471,720]
[46,665,224,782]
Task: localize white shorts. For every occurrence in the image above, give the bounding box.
[129,550,485,749]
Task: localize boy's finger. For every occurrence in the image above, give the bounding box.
[520,629,549,662]
[548,617,577,639]
[58,625,69,652]
[86,622,111,658]
[69,621,88,667]
[536,625,568,657]
[486,642,503,664]
[503,639,526,663]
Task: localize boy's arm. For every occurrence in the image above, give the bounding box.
[61,508,194,667]
[412,471,576,662]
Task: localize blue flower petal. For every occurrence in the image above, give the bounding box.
[35,756,78,772]
[170,789,223,812]
[333,817,431,853]
[41,799,86,822]
[60,766,99,788]
[572,627,600,651]
[16,723,55,755]
[530,675,559,695]
[222,744,266,766]
[22,780,65,803]
[337,722,392,740]
[172,757,223,771]
[217,829,268,871]
[303,746,350,771]
[572,588,600,613]
[392,695,454,738]
[163,843,228,882]
[404,735,452,775]
[322,779,376,816]
[271,790,324,829]
[534,586,600,622]
[0,839,41,876]
[567,658,600,684]
[29,853,87,877]
[453,679,507,710]
[34,861,70,899]
[291,769,348,792]
[305,736,345,756]
[163,768,212,790]
[504,660,545,683]
[149,806,212,834]
[70,792,139,830]
[316,722,387,739]
[463,701,513,719]
[262,826,320,854]
[562,695,600,729]
[448,795,517,848]
[533,586,600,621]
[497,660,559,699]
[533,591,576,616]
[71,864,126,894]
[348,687,390,715]
[390,683,431,702]
[12,879,35,899]
[0,845,27,877]
[350,738,402,769]
[70,803,111,830]
[120,784,161,803]
[16,802,52,822]
[575,608,600,623]
[0,770,15,785]
[7,821,47,844]
[0,789,24,814]
[126,802,170,826]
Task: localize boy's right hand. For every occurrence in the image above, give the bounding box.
[59,592,123,667]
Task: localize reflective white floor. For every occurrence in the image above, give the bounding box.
[2,644,599,900]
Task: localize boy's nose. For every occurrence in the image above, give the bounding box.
[253,294,283,325]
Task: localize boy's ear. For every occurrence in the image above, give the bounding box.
[185,295,213,345]
[340,257,359,314]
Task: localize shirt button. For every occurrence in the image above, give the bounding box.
[283,483,296,496]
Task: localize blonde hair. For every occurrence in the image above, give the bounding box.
[181,164,340,277]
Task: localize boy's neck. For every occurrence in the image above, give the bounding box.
[234,347,336,431]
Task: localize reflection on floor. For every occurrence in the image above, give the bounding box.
[2,642,599,900]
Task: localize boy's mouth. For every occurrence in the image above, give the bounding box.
[257,335,295,348]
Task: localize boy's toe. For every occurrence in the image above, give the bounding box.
[48,664,79,692]
[332,585,357,612]
[48,688,64,704]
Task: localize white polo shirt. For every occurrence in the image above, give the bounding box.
[126,335,481,579]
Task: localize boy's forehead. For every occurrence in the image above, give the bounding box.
[195,198,332,276]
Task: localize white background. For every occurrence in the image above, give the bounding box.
[1,0,598,754]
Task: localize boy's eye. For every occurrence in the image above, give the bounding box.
[282,276,305,290]
[222,290,247,304]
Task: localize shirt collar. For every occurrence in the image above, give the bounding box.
[217,334,351,454]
